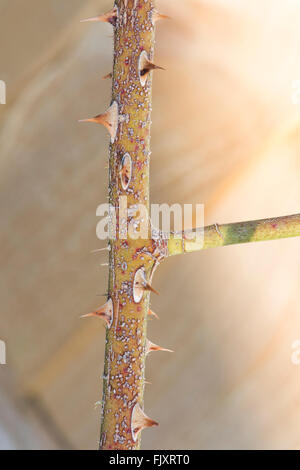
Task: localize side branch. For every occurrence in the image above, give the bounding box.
[167,213,300,256]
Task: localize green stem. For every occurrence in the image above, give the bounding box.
[168,213,300,256]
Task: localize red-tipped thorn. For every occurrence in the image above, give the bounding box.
[80,8,117,26]
[145,339,173,356]
[153,11,171,23]
[138,51,165,87]
[79,101,119,143]
[131,403,158,442]
[144,283,159,296]
[102,72,112,80]
[133,268,159,303]
[81,299,114,328]
[148,309,159,320]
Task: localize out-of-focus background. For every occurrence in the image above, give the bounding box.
[0,0,300,450]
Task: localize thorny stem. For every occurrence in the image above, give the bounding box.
[167,213,300,256]
[97,1,167,450]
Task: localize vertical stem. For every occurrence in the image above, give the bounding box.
[99,1,165,450]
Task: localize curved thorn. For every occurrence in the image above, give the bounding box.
[80,8,117,26]
[131,403,158,442]
[145,339,173,356]
[102,72,113,80]
[81,299,114,328]
[144,283,159,296]
[153,11,171,23]
[133,268,159,303]
[138,51,165,87]
[148,309,159,320]
[79,101,119,143]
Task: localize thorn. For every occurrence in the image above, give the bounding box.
[144,283,159,296]
[81,298,114,328]
[100,263,109,267]
[90,247,110,254]
[133,268,159,303]
[141,61,165,75]
[148,309,159,320]
[102,72,112,80]
[153,11,171,23]
[138,51,165,87]
[144,380,152,385]
[145,339,173,356]
[131,403,158,442]
[120,153,132,191]
[80,8,117,26]
[79,101,119,143]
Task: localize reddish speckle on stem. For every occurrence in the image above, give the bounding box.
[272,223,278,229]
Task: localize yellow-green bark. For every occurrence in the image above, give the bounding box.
[99,0,166,450]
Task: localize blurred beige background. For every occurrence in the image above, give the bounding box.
[0,0,300,449]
